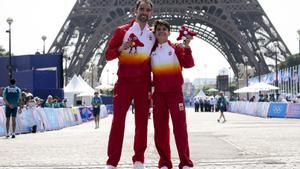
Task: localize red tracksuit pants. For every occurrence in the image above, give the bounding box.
[106,79,150,166]
[153,91,193,169]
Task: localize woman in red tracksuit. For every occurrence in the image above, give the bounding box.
[151,19,194,169]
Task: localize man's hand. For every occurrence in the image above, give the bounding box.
[184,35,193,47]
[118,42,132,52]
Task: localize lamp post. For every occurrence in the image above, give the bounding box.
[63,48,70,86]
[6,17,13,81]
[258,50,263,82]
[235,63,241,100]
[243,56,249,100]
[274,42,279,100]
[298,29,300,56]
[297,30,300,94]
[41,35,47,54]
[91,64,95,88]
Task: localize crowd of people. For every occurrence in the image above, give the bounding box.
[1,88,67,108]
[192,92,228,123]
[193,96,217,112]
[1,79,69,139]
[248,93,300,103]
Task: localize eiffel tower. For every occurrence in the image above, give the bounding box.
[48,0,291,82]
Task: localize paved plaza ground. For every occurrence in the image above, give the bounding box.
[1,108,300,169]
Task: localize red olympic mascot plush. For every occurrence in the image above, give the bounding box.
[177,25,197,45]
[128,33,144,53]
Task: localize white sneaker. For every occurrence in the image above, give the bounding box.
[133,161,146,169]
[182,166,192,169]
[104,165,117,169]
[160,166,168,169]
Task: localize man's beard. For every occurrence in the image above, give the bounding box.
[137,15,149,23]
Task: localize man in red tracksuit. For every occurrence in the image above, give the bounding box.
[104,0,155,169]
[151,20,194,169]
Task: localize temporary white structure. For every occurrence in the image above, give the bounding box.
[249,82,279,91]
[64,75,95,106]
[77,91,95,97]
[234,82,279,93]
[95,84,114,90]
[194,90,206,98]
[64,75,94,93]
[234,86,257,93]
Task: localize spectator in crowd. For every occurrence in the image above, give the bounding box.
[91,91,102,129]
[249,96,255,102]
[20,91,27,108]
[295,94,300,103]
[263,94,269,102]
[44,95,54,108]
[199,97,204,112]
[217,91,227,123]
[3,79,22,138]
[53,97,64,108]
[33,97,41,107]
[269,94,275,102]
[209,97,216,112]
[286,95,292,102]
[204,97,210,112]
[61,99,67,108]
[26,93,36,108]
[189,98,193,107]
[52,96,60,108]
[35,97,45,107]
[258,94,264,102]
[194,98,199,112]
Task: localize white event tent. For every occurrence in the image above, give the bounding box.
[194,90,206,98]
[64,75,95,107]
[234,82,279,93]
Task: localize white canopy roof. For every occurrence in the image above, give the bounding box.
[64,75,95,94]
[95,83,114,90]
[249,82,279,91]
[234,82,279,93]
[194,90,206,98]
[234,86,257,93]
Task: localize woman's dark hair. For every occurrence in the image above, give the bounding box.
[153,19,171,32]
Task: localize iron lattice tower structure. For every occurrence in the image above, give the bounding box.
[49,0,291,81]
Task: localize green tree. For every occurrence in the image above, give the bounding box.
[0,46,6,56]
[0,46,9,56]
[202,85,210,94]
[279,53,300,69]
[228,84,237,96]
